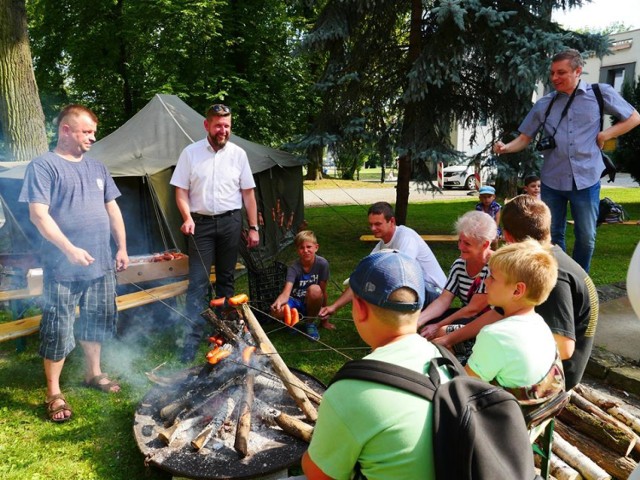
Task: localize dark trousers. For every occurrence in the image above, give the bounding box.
[184,211,242,346]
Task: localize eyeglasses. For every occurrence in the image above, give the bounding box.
[207,104,231,116]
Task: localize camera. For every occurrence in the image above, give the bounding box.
[535,136,556,151]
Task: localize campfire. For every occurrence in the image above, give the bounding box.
[134,302,324,479]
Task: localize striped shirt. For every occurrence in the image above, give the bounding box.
[444,258,490,306]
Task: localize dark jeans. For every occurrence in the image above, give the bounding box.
[542,181,600,273]
[184,211,242,346]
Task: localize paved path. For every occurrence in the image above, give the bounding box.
[304,173,638,207]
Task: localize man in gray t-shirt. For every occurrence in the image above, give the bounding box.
[20,105,129,422]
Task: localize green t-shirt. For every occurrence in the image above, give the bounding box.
[308,334,443,480]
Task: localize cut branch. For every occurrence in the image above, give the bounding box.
[242,304,319,421]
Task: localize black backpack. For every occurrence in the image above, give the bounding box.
[598,196,627,225]
[330,345,541,480]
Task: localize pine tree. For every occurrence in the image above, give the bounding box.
[302,0,609,222]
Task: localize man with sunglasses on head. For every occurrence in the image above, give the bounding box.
[171,103,259,363]
[493,49,640,273]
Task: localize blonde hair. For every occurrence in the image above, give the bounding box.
[294,230,318,247]
[488,239,558,306]
[455,210,497,244]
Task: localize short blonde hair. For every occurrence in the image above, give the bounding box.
[455,211,497,244]
[488,239,558,306]
[294,230,318,247]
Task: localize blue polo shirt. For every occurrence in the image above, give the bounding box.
[518,80,635,191]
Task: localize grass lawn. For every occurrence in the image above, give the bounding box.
[1,186,639,479]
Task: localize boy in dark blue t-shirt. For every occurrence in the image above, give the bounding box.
[271,230,331,339]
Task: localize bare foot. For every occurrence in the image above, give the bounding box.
[321,320,336,330]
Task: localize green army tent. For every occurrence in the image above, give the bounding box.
[85,94,306,265]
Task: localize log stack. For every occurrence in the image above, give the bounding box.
[536,384,640,479]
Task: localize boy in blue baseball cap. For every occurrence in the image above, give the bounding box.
[301,250,444,479]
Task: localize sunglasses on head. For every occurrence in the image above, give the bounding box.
[207,104,231,116]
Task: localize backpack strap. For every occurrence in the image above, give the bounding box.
[592,83,604,131]
[329,343,466,400]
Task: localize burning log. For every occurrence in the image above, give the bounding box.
[254,398,314,443]
[191,392,239,451]
[201,308,241,343]
[558,397,636,456]
[241,303,319,421]
[157,416,204,445]
[233,372,255,457]
[160,372,241,426]
[574,384,640,436]
[555,420,637,480]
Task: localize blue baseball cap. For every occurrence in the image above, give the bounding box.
[478,186,495,195]
[348,250,425,312]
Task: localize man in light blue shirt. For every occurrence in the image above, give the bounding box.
[494,49,640,272]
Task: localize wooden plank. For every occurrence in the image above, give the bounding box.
[359,234,458,242]
[567,220,637,225]
[0,272,220,343]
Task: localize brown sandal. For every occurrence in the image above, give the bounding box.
[84,373,120,393]
[46,393,72,423]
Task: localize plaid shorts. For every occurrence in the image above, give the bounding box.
[39,273,117,361]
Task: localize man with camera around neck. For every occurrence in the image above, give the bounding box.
[494,49,640,273]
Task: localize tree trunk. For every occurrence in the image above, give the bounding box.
[0,0,48,161]
[394,0,423,225]
[305,144,323,181]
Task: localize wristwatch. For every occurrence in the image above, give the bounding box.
[249,225,259,232]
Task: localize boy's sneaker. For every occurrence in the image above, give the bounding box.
[303,323,320,341]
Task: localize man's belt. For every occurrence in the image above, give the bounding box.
[192,210,238,220]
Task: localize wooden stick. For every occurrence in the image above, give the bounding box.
[558,396,636,456]
[569,389,640,455]
[254,398,314,443]
[233,372,255,457]
[241,304,318,421]
[555,420,637,480]
[574,384,640,435]
[200,308,240,343]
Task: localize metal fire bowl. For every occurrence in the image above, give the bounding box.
[133,366,325,479]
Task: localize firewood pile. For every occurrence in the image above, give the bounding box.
[537,384,640,479]
[133,302,324,479]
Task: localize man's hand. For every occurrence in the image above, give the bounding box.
[318,304,336,320]
[419,323,440,340]
[66,246,95,266]
[180,218,195,235]
[247,229,259,248]
[493,141,508,154]
[115,249,129,271]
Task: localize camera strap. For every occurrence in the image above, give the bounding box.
[539,82,580,139]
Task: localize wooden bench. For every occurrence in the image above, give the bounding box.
[0,272,225,344]
[359,234,458,243]
[568,220,638,225]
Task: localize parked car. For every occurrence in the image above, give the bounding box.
[442,156,498,190]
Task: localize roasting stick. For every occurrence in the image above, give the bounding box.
[249,306,351,360]
[241,304,318,421]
